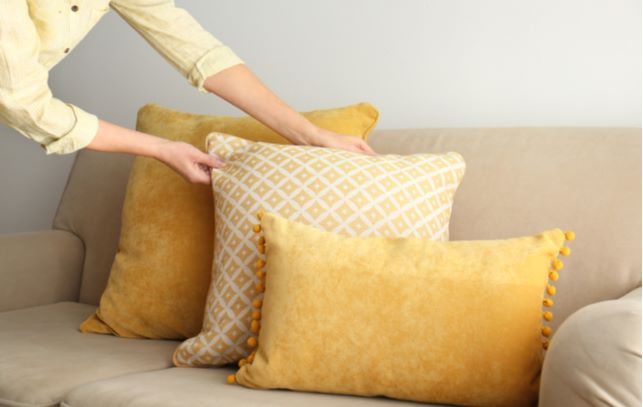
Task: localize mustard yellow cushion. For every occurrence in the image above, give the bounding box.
[172,133,466,366]
[79,102,379,339]
[230,212,575,407]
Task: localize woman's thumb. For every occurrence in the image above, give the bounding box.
[202,152,226,169]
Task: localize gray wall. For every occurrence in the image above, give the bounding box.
[1,0,640,234]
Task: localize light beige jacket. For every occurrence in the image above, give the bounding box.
[0,0,244,155]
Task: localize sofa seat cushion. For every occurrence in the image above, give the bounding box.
[61,366,446,407]
[0,302,180,407]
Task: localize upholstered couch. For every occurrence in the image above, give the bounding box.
[1,127,641,407]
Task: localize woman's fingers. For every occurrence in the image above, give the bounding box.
[156,141,229,185]
[358,140,377,155]
[350,139,376,156]
[190,152,226,185]
[191,167,211,185]
[198,152,226,169]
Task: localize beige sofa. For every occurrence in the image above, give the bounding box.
[1,127,641,407]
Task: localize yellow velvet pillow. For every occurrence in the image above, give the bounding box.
[79,102,379,339]
[228,212,575,407]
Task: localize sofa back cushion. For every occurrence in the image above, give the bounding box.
[369,127,641,329]
[52,150,134,305]
[53,126,641,330]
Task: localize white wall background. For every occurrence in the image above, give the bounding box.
[0,0,640,233]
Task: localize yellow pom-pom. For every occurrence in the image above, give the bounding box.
[552,259,564,271]
[546,285,557,296]
[542,340,550,350]
[255,259,266,269]
[257,236,266,245]
[250,320,260,333]
[255,270,266,279]
[247,336,258,347]
[255,283,265,293]
[543,311,554,321]
[238,358,247,367]
[256,211,265,220]
[252,224,262,233]
[564,230,575,241]
[247,351,256,363]
[543,298,554,307]
[549,271,560,282]
[258,244,266,254]
[542,326,553,337]
[252,310,262,320]
[226,374,236,384]
[559,246,571,256]
[252,299,263,309]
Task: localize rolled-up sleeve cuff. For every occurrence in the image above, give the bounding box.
[42,104,100,155]
[187,45,244,93]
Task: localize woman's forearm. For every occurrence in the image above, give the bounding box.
[203,64,320,145]
[85,119,168,158]
[85,119,225,185]
[203,64,376,155]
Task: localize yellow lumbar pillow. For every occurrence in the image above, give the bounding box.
[79,102,379,339]
[228,212,575,407]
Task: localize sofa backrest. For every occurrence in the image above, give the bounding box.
[369,127,641,329]
[52,150,134,306]
[53,127,642,330]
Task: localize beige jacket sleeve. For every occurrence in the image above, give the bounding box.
[109,0,245,93]
[0,0,100,155]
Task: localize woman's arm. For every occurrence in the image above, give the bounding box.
[203,64,376,155]
[0,0,222,186]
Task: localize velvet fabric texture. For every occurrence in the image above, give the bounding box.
[172,133,466,367]
[79,102,379,339]
[232,212,574,407]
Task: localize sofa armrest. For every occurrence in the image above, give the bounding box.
[538,285,642,407]
[0,229,84,312]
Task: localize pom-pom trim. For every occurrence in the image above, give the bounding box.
[541,229,575,350]
[227,209,268,385]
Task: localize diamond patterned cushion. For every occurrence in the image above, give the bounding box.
[172,133,466,366]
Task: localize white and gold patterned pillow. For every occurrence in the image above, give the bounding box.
[172,132,466,367]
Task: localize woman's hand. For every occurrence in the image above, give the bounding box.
[154,140,226,185]
[306,127,377,155]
